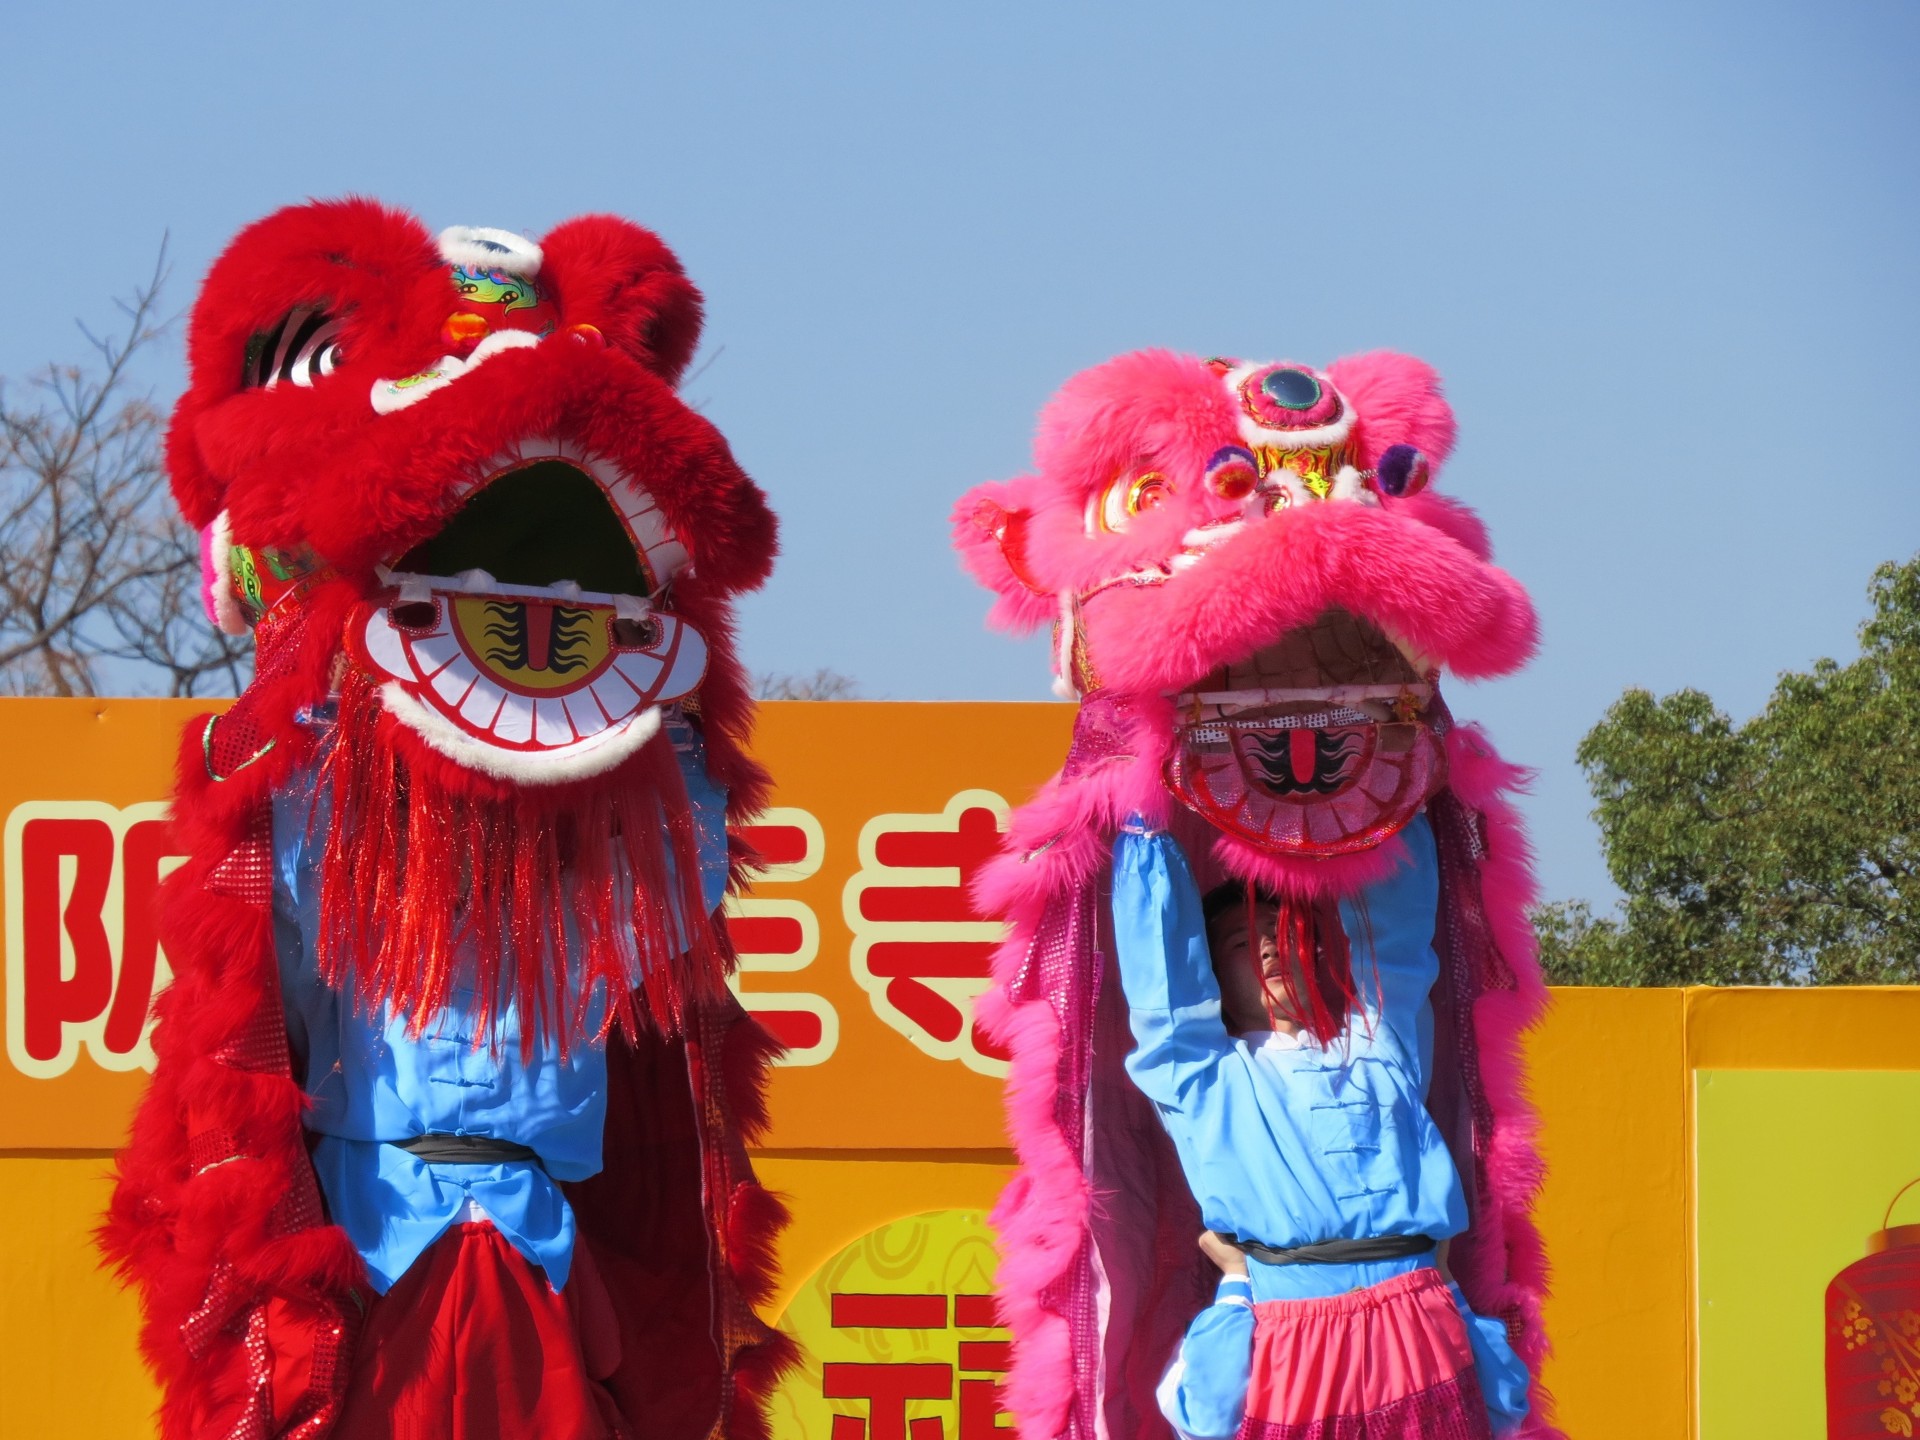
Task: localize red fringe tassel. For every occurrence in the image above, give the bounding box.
[317,672,725,1055]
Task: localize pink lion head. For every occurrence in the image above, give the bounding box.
[954,348,1537,894]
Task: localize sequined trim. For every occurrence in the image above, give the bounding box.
[207,804,274,907]
[203,712,275,782]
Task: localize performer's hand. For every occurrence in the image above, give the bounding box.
[1198,1230,1248,1277]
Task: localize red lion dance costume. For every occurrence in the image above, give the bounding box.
[101,201,792,1440]
[954,351,1563,1438]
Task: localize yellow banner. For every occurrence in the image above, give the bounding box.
[0,697,1073,1151]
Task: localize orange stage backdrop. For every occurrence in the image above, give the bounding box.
[2,699,1916,1440]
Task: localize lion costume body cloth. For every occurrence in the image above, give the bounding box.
[954,352,1566,1439]
[101,202,793,1440]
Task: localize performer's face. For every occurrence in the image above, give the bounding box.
[1207,902,1304,1036]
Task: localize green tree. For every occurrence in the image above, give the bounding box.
[1536,554,1918,986]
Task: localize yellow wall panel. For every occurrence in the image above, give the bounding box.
[0,1155,158,1438]
[755,1152,1015,1323]
[1527,988,1691,1440]
[1694,1070,1920,1440]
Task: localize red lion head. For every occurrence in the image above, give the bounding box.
[174,197,774,781]
[172,198,778,1035]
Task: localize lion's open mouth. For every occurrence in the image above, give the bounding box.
[383,438,689,607]
[348,437,708,777]
[397,460,652,599]
[1164,609,1446,857]
[1178,609,1432,723]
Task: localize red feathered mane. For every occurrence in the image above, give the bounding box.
[103,199,792,1440]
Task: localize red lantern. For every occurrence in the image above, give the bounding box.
[1827,1180,1920,1438]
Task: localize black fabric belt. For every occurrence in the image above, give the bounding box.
[389,1135,543,1167]
[1232,1234,1437,1267]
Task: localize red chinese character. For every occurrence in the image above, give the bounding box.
[722,808,838,1066]
[821,1289,1017,1440]
[5,802,182,1078]
[19,816,117,1066]
[955,1294,1014,1439]
[844,792,1011,1076]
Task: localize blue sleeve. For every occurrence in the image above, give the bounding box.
[667,717,731,914]
[269,767,329,1074]
[1448,1281,1531,1435]
[1342,812,1441,1087]
[1155,1276,1254,1440]
[1110,825,1233,1111]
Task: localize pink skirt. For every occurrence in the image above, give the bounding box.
[1237,1267,1490,1440]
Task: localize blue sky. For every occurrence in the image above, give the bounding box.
[5,1,1916,908]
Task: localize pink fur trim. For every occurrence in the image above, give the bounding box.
[1440,724,1565,1440]
[1323,351,1458,472]
[960,347,1559,1439]
[1081,502,1536,694]
[949,479,1056,636]
[976,717,1564,1439]
[198,521,221,628]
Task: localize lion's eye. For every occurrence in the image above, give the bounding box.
[1096,468,1173,533]
[1128,473,1171,514]
[244,306,346,390]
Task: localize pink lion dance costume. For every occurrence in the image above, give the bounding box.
[102,202,791,1440]
[953,351,1563,1438]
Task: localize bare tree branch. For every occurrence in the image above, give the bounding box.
[755,668,863,701]
[0,246,252,697]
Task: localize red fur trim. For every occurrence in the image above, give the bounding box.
[101,722,364,1440]
[121,196,787,1437]
[538,214,705,385]
[175,198,776,605]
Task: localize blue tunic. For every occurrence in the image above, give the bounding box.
[271,714,729,1294]
[1111,815,1529,1437]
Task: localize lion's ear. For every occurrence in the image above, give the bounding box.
[951,477,1056,635]
[164,388,223,530]
[1325,351,1458,476]
[539,215,703,385]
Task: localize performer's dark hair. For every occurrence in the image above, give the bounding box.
[1199,877,1365,1047]
[1201,878,1277,930]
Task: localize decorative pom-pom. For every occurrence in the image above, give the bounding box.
[1374,444,1430,498]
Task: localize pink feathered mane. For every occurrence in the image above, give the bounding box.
[954,349,1564,1439]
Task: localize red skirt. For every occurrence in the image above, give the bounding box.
[1237,1267,1490,1440]
[335,1222,633,1440]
